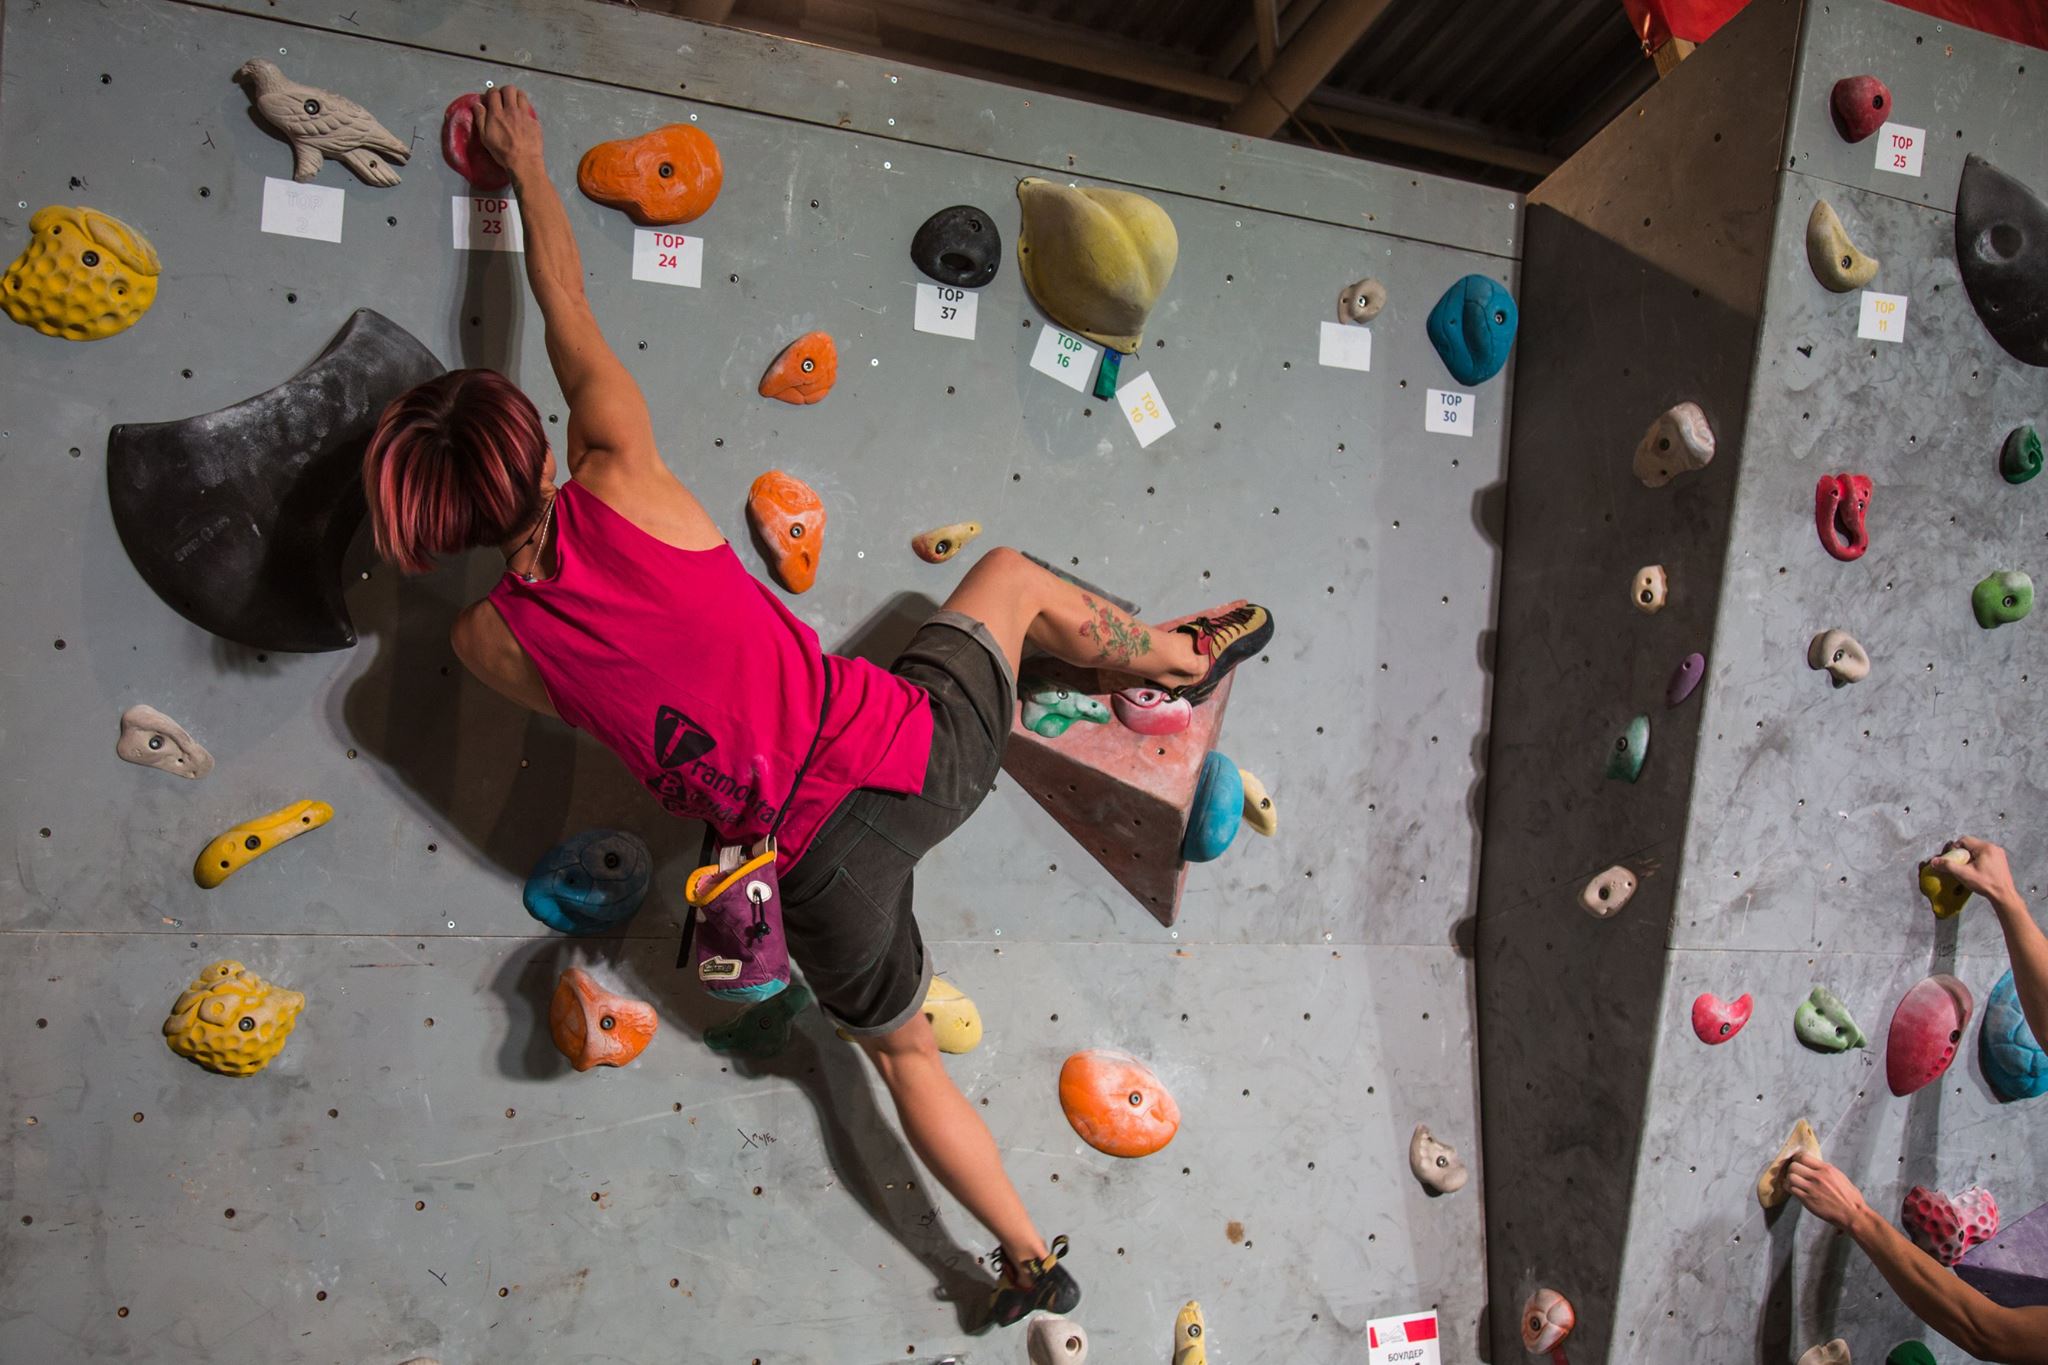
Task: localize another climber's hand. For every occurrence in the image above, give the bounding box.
[476,86,544,180]
[1950,837,2023,913]
[1786,1153,1868,1230]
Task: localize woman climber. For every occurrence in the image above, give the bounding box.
[359,86,1272,1329]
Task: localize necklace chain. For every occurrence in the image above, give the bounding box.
[516,492,557,582]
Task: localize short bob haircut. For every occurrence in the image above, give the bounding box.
[362,368,548,574]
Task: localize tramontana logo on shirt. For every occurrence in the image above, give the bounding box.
[645,704,779,830]
[653,705,716,767]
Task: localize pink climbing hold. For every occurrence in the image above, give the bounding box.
[1691,991,1752,1045]
[1886,974,1974,1097]
[441,92,513,191]
[1815,473,1872,562]
[1111,686,1193,736]
[1666,652,1706,706]
[1902,1184,1999,1267]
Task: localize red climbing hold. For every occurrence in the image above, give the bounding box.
[1815,473,1872,562]
[1691,991,1752,1045]
[1886,974,1974,1097]
[1830,75,1891,143]
[441,92,514,191]
[1902,1184,1999,1266]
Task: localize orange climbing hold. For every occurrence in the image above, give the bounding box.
[549,967,658,1071]
[1058,1048,1180,1157]
[758,331,838,405]
[747,470,827,594]
[576,123,723,226]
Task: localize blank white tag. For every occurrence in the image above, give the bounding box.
[260,178,343,243]
[631,228,703,287]
[1318,320,1373,372]
[452,193,523,252]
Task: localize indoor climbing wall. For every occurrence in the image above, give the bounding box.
[0,1,1519,1360]
[1478,0,2046,1360]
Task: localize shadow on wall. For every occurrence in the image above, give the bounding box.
[1475,203,1760,1363]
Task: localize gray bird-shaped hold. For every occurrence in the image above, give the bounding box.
[234,59,410,187]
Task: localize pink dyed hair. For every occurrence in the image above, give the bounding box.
[362,369,548,574]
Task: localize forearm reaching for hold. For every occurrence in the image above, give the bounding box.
[1947,837,2048,1053]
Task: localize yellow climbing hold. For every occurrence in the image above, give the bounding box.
[162,959,306,1076]
[193,799,334,888]
[1173,1301,1208,1365]
[1918,847,1973,920]
[1238,769,1277,836]
[1806,199,1879,292]
[2,205,160,341]
[1757,1116,1821,1209]
[1016,177,1178,354]
[923,977,984,1053]
[911,521,983,564]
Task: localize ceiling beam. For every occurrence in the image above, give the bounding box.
[1251,0,1279,73]
[1222,0,1396,136]
[672,0,738,21]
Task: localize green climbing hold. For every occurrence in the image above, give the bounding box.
[1093,347,1123,402]
[705,982,814,1059]
[1886,1344,1936,1365]
[1605,715,1649,782]
[1022,682,1111,738]
[1972,570,2035,628]
[2001,425,2043,484]
[1795,986,1867,1052]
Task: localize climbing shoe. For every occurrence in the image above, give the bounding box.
[985,1234,1081,1327]
[1170,603,1273,705]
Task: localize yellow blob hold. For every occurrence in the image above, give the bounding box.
[1238,768,1277,836]
[923,977,983,1053]
[1173,1301,1208,1365]
[1,205,161,341]
[911,521,983,564]
[193,799,334,888]
[1016,177,1179,354]
[162,959,306,1076]
[1918,848,1972,920]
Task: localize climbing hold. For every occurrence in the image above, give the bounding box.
[115,704,213,779]
[193,799,333,889]
[1058,1048,1180,1157]
[107,309,444,652]
[1814,473,1872,562]
[1972,570,2034,628]
[1520,1288,1575,1359]
[910,521,982,564]
[1026,1315,1089,1365]
[1091,347,1123,402]
[522,830,652,935]
[1632,402,1716,487]
[1022,682,1111,739]
[758,331,838,405]
[2000,425,2042,484]
[1886,974,1974,1096]
[1580,865,1637,918]
[747,470,826,593]
[706,982,815,1060]
[1830,74,1891,142]
[440,92,514,191]
[1181,751,1243,863]
[1807,629,1869,687]
[1902,1184,2000,1266]
[162,959,305,1077]
[549,967,658,1071]
[1917,847,1973,921]
[1337,277,1386,325]
[921,977,984,1054]
[1692,992,1753,1046]
[1,206,160,341]
[910,204,1001,289]
[1238,769,1277,837]
[1980,967,2048,1100]
[1806,200,1879,292]
[1666,652,1706,706]
[234,59,409,187]
[1109,686,1191,736]
[576,123,723,226]
[1798,1340,1852,1365]
[1425,274,1519,385]
[1757,1116,1822,1208]
[1886,1345,1936,1365]
[1955,155,2048,368]
[1408,1123,1469,1194]
[1632,565,1668,613]
[1172,1301,1207,1365]
[1015,177,1178,354]
[1795,986,1866,1052]
[1605,715,1649,783]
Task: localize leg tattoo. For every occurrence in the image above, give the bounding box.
[1077,593,1152,668]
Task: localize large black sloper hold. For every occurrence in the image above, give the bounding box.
[911,204,1001,289]
[1956,154,2048,368]
[107,309,444,652]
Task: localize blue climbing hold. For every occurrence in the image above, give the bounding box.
[1426,274,1519,386]
[1981,967,2048,1101]
[522,829,653,934]
[1181,750,1243,863]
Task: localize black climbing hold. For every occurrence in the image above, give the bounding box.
[1955,155,2048,368]
[911,204,1001,290]
[107,309,444,652]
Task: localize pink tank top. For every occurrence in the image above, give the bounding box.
[489,481,933,864]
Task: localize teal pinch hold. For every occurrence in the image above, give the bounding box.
[2001,425,2043,484]
[1092,347,1123,401]
[1605,714,1649,782]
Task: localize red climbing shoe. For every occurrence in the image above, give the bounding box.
[984,1235,1081,1328]
[1169,603,1273,705]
